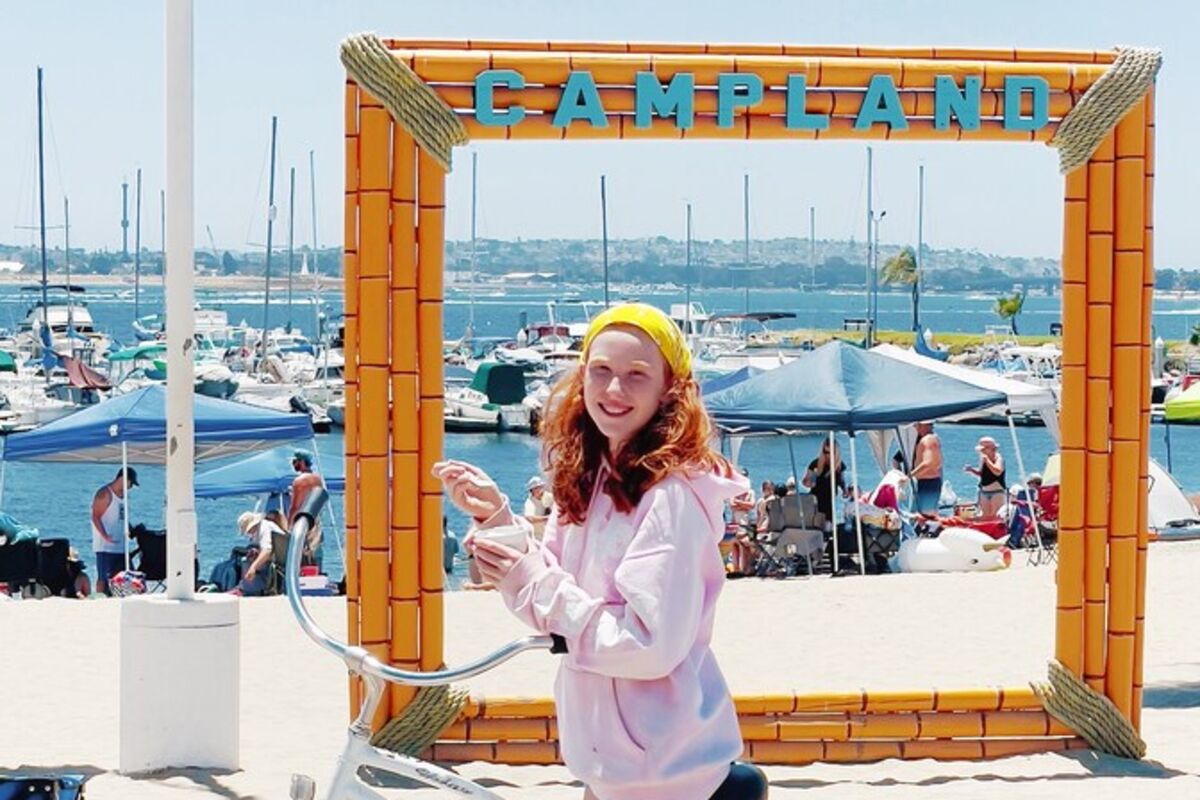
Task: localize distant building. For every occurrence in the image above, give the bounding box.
[0,260,24,274]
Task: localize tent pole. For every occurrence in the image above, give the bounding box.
[309,437,344,566]
[1006,408,1044,553]
[849,432,866,576]
[0,438,7,508]
[829,431,839,569]
[1165,419,1173,473]
[786,437,799,484]
[122,441,131,572]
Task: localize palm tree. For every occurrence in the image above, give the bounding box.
[995,291,1027,335]
[881,246,920,331]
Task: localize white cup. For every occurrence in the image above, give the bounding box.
[473,524,529,554]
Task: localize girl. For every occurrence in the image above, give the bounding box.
[434,303,765,800]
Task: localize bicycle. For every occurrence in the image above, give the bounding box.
[286,489,768,799]
[285,488,561,799]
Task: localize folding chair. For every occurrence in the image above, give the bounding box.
[35,538,72,597]
[777,494,825,575]
[0,535,38,595]
[130,525,168,592]
[269,529,291,595]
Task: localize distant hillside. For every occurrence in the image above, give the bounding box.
[2,237,1197,292]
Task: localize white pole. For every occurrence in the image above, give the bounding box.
[1006,410,1044,552]
[848,433,866,576]
[165,0,197,599]
[122,442,131,572]
[829,431,839,568]
[309,438,345,565]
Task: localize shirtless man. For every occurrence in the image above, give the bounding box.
[910,421,944,515]
[288,449,325,568]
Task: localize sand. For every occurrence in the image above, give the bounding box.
[4,542,1200,799]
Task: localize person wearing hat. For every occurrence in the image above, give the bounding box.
[964,435,1007,518]
[287,449,325,570]
[90,467,138,596]
[233,511,283,596]
[522,475,553,540]
[433,302,758,800]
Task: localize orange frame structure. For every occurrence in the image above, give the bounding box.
[342,40,1155,765]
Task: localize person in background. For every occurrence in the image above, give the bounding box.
[784,475,798,495]
[911,421,944,515]
[803,439,849,529]
[965,435,1007,518]
[523,475,553,540]
[91,467,138,596]
[727,476,757,578]
[234,511,284,596]
[288,449,325,570]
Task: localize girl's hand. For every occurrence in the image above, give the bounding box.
[472,537,526,586]
[432,460,510,524]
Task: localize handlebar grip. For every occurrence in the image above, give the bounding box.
[295,487,329,525]
[550,634,569,654]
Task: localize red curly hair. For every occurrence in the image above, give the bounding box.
[540,360,731,526]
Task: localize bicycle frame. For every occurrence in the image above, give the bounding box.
[285,490,556,799]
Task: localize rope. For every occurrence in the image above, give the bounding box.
[1050,46,1162,174]
[370,683,471,757]
[340,33,468,171]
[1031,660,1147,759]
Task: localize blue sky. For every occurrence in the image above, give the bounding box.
[1,0,1196,266]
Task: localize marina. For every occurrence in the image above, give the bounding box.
[3,4,1199,799]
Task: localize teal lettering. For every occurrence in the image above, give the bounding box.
[717,73,763,128]
[854,75,908,130]
[785,75,829,130]
[1003,76,1049,131]
[933,75,981,131]
[474,69,525,126]
[634,72,695,128]
[552,71,608,128]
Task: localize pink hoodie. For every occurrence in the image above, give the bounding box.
[498,465,749,800]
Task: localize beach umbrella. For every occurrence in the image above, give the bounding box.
[194,447,344,498]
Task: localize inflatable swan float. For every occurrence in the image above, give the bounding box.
[891,527,1011,573]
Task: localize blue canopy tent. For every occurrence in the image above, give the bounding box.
[0,385,314,569]
[704,341,1007,574]
[195,446,345,567]
[700,365,764,396]
[195,448,344,498]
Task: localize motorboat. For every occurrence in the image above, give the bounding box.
[444,362,531,433]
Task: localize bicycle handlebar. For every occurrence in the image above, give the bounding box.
[285,502,560,687]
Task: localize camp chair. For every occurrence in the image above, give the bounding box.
[269,529,291,595]
[35,538,72,597]
[130,525,168,592]
[0,536,38,595]
[753,495,823,577]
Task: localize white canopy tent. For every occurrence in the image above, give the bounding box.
[872,344,1061,444]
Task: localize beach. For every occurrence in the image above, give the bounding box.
[4,541,1199,799]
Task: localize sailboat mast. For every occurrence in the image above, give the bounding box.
[134,167,142,320]
[36,67,49,362]
[309,149,320,339]
[600,174,610,309]
[916,164,925,333]
[287,165,295,332]
[160,188,166,287]
[866,146,875,345]
[685,202,692,338]
[743,173,750,314]
[260,115,278,357]
[63,196,73,336]
[809,206,816,291]
[469,150,477,334]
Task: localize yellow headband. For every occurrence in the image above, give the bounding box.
[580,303,692,377]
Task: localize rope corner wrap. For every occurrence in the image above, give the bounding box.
[340,32,469,172]
[370,683,471,757]
[1050,46,1163,175]
[1031,660,1147,760]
